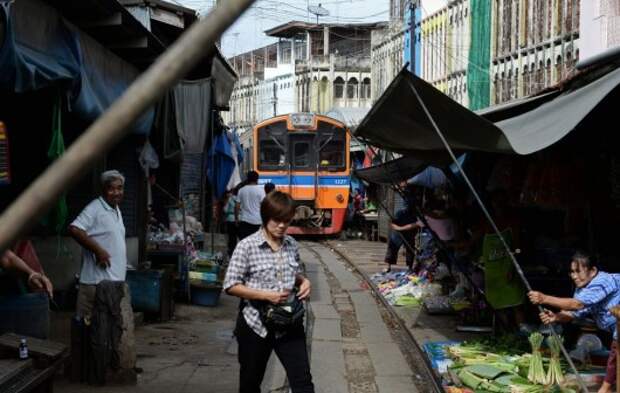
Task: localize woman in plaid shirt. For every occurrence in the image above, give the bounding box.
[224,191,314,393]
[529,251,620,393]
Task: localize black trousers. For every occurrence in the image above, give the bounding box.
[226,221,238,256]
[237,221,261,241]
[235,314,314,393]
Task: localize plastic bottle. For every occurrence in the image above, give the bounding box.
[19,338,28,360]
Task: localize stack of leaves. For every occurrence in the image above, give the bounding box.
[527,332,547,385]
[546,335,564,385]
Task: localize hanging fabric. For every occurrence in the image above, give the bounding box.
[42,94,68,233]
[174,79,212,154]
[139,140,160,206]
[0,121,11,185]
[207,130,235,200]
[226,128,244,191]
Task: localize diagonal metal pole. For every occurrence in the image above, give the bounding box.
[0,0,255,253]
[405,75,588,393]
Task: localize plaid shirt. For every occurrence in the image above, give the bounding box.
[572,271,620,338]
[223,229,302,338]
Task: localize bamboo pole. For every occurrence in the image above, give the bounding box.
[0,0,255,253]
[610,305,620,393]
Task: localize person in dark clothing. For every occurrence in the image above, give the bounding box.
[384,183,418,273]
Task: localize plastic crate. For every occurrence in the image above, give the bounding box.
[190,285,222,307]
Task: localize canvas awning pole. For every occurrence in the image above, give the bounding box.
[0,0,255,253]
[405,76,589,393]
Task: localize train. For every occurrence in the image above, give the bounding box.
[240,113,351,236]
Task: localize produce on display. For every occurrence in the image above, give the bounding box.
[545,335,565,385]
[527,333,547,385]
[445,334,579,393]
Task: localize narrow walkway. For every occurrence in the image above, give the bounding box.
[300,241,423,393]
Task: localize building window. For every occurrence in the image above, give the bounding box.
[546,58,552,87]
[361,78,371,99]
[555,55,563,82]
[334,77,345,99]
[347,77,359,99]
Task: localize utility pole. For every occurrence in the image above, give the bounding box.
[408,0,417,75]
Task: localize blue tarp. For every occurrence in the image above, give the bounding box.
[0,1,80,93]
[207,132,235,199]
[0,0,154,134]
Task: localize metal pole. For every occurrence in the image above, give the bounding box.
[0,0,256,253]
[409,0,416,74]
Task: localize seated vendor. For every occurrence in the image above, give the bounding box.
[1,250,53,297]
[528,251,620,393]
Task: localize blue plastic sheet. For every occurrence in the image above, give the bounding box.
[0,0,154,134]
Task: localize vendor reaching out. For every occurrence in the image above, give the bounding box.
[528,251,620,393]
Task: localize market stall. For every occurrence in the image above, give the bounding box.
[353,58,620,392]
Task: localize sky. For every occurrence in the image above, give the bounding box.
[177,0,447,57]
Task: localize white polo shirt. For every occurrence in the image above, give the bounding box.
[237,184,265,225]
[71,197,127,284]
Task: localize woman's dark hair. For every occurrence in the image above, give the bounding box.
[264,182,276,194]
[571,250,597,270]
[261,191,295,226]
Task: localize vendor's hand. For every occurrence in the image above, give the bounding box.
[28,273,54,298]
[539,309,557,325]
[528,291,546,305]
[297,278,311,300]
[95,250,111,268]
[263,290,290,305]
[391,223,401,231]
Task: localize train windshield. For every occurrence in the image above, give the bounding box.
[258,121,287,170]
[317,122,346,171]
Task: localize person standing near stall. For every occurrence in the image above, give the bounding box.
[236,171,266,241]
[528,251,620,393]
[224,191,314,393]
[68,170,136,377]
[223,189,239,256]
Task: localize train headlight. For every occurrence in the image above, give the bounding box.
[336,194,344,203]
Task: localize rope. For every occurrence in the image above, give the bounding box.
[404,74,588,393]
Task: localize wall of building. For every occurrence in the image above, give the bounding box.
[490,0,580,105]
[370,22,405,102]
[225,26,375,128]
[421,0,470,108]
[580,1,620,64]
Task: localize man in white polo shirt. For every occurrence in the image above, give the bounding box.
[69,169,136,377]
[235,171,266,240]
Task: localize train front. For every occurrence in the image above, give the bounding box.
[254,113,350,236]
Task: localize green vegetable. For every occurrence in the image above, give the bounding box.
[464,364,506,379]
[459,369,485,389]
[546,335,565,385]
[527,333,547,385]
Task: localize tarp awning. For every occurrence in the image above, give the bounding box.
[354,154,450,185]
[354,68,511,154]
[355,65,620,156]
